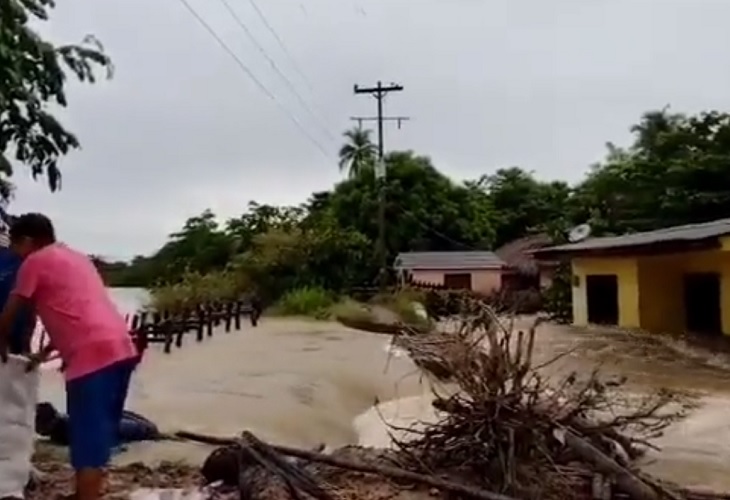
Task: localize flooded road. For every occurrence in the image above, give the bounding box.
[34,291,730,491]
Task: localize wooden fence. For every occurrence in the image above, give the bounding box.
[127,300,260,355]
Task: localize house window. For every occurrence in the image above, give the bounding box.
[444,273,472,290]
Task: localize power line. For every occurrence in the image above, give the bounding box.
[174,0,332,159]
[217,0,337,143]
[244,0,319,99]
[402,209,484,251]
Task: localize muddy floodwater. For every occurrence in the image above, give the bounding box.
[35,290,730,492]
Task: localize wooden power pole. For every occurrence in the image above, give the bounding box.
[353,81,404,290]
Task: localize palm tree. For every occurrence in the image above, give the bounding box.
[338,128,377,178]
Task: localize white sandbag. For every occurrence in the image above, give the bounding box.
[128,486,217,500]
[0,355,39,498]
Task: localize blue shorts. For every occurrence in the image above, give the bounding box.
[66,358,135,469]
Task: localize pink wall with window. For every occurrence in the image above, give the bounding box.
[410,269,503,294]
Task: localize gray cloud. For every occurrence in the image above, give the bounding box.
[10,0,730,258]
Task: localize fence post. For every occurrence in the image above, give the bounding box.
[213,302,222,327]
[138,313,150,355]
[175,310,186,348]
[234,301,242,330]
[163,311,173,354]
[196,306,205,341]
[224,302,233,332]
[250,302,259,327]
[206,304,214,337]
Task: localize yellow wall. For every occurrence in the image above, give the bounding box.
[571,258,640,328]
[573,250,730,335]
[636,256,683,334]
[638,251,730,335]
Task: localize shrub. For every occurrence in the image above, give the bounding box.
[542,263,572,323]
[148,270,239,313]
[329,298,375,323]
[272,286,334,318]
[387,293,432,328]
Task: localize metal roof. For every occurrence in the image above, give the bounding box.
[535,218,730,254]
[394,251,505,270]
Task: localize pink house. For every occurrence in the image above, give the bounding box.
[394,251,507,294]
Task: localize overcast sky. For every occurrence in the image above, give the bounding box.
[9,0,730,259]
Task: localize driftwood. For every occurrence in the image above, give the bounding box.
[563,430,657,500]
[182,296,716,499]
[390,298,693,499]
[237,432,333,500]
[178,431,517,500]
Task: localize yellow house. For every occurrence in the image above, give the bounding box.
[534,219,730,336]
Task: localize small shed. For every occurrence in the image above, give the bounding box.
[394,251,506,293]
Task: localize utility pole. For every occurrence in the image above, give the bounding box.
[353,81,404,290]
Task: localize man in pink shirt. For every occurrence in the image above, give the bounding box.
[0,213,138,500]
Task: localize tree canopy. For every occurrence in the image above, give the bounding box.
[4,2,728,313]
[104,107,730,305]
[0,0,112,194]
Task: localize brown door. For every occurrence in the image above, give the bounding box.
[443,273,472,290]
[586,274,619,325]
[684,272,721,336]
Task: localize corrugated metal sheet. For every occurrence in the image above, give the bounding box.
[537,218,730,254]
[394,251,505,270]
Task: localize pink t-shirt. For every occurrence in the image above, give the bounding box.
[13,243,136,380]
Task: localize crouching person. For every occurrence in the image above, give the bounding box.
[0,213,138,500]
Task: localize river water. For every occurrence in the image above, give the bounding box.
[37,288,426,462]
[35,290,730,491]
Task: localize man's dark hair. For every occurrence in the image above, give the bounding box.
[9,213,56,245]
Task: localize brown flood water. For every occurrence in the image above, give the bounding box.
[36,313,730,492]
[38,318,425,464]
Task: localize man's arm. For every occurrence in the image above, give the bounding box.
[21,309,37,354]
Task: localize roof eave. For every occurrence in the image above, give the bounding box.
[533,237,722,260]
[398,265,507,271]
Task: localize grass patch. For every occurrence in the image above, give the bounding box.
[329,298,376,323]
[371,288,433,329]
[269,286,334,319]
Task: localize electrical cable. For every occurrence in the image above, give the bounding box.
[174,0,333,159]
[244,0,319,98]
[401,208,486,251]
[218,0,338,143]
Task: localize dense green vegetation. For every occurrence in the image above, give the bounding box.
[0,0,112,195]
[99,108,730,316]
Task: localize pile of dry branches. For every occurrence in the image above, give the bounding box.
[393,298,694,500]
